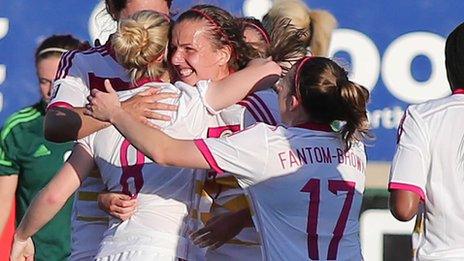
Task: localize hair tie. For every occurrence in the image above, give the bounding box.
[189,8,230,42]
[294,56,312,101]
[244,21,270,44]
[38,47,69,56]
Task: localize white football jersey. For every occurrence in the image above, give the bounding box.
[49,40,128,259]
[196,89,281,260]
[389,92,464,260]
[79,80,224,260]
[196,123,366,261]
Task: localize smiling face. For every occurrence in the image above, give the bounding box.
[170,19,231,85]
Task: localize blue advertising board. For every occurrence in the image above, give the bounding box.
[0,0,462,161]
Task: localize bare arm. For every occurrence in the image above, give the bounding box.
[0,175,17,234]
[87,82,209,170]
[206,58,281,111]
[44,90,178,142]
[14,145,94,240]
[389,190,421,221]
[44,107,109,142]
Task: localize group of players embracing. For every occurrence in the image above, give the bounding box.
[10,0,377,260]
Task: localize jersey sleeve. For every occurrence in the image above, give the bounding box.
[240,90,281,128]
[194,123,270,186]
[0,137,19,175]
[162,81,214,138]
[389,106,429,201]
[76,134,95,158]
[195,80,223,115]
[49,51,89,109]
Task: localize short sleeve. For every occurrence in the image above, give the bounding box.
[195,80,220,115]
[0,140,19,175]
[49,51,89,109]
[194,123,270,185]
[240,90,281,128]
[77,134,95,158]
[163,81,215,139]
[389,107,429,201]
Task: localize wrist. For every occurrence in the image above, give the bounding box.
[14,232,29,243]
[109,107,126,125]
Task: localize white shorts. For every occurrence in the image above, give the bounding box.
[96,250,177,261]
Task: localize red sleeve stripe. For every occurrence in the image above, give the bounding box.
[240,95,275,125]
[47,101,74,111]
[54,50,74,80]
[194,139,224,174]
[388,182,426,201]
[250,93,277,125]
[55,46,107,80]
[55,50,78,80]
[237,100,264,123]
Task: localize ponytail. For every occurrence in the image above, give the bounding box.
[288,57,370,150]
[337,80,370,150]
[308,10,338,56]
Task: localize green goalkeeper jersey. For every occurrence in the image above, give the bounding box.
[0,101,74,261]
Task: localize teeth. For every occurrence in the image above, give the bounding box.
[179,68,193,77]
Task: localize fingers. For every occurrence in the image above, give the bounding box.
[208,240,226,250]
[138,87,160,96]
[104,79,116,94]
[143,110,171,121]
[115,197,137,208]
[147,102,178,112]
[190,226,210,240]
[150,92,179,102]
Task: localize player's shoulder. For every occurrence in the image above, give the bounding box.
[1,104,42,141]
[238,89,280,126]
[60,44,109,67]
[409,93,464,119]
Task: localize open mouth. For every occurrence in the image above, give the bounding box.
[177,68,194,78]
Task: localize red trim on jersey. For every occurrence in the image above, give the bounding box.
[103,36,117,60]
[452,88,464,95]
[297,122,333,132]
[238,94,277,125]
[132,77,163,88]
[88,73,131,92]
[194,139,224,174]
[55,50,78,80]
[388,182,425,201]
[47,101,74,111]
[238,100,264,123]
[250,93,277,125]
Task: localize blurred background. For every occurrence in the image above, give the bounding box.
[0,0,462,260]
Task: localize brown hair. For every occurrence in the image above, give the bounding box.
[263,0,337,57]
[284,56,370,150]
[237,17,271,58]
[105,0,173,21]
[112,10,170,82]
[445,22,464,91]
[35,34,82,64]
[175,5,258,71]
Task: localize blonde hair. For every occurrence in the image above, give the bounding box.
[112,10,170,82]
[264,0,337,56]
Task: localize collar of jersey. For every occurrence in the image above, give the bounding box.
[296,122,334,132]
[452,88,464,95]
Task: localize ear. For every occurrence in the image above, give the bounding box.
[216,45,232,66]
[289,95,301,111]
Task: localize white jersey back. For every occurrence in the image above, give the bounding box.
[196,89,281,260]
[389,92,464,260]
[79,81,220,259]
[196,123,366,261]
[50,41,127,260]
